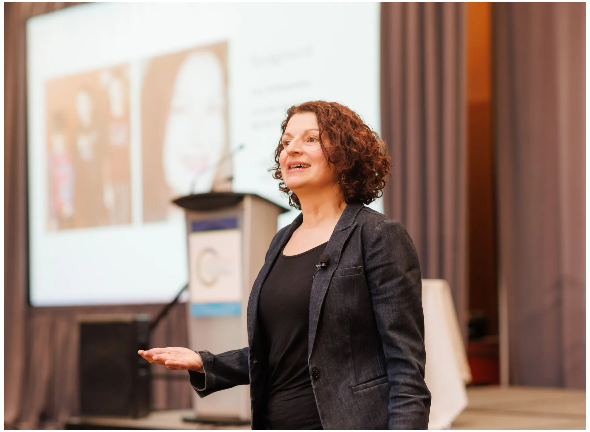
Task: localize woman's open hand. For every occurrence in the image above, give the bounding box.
[138,347,204,372]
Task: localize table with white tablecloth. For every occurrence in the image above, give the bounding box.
[422,279,472,429]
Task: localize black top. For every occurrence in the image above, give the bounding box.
[257,241,328,430]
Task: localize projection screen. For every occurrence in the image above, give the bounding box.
[27,3,381,306]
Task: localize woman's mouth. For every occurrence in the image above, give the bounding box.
[287,163,311,173]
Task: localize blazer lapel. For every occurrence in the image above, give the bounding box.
[247,212,303,347]
[308,203,364,359]
[246,203,365,355]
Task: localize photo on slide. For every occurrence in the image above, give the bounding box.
[45,65,132,231]
[141,41,232,223]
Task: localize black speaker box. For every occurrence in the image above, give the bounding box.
[79,315,151,418]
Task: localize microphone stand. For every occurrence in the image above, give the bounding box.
[189,143,245,194]
[149,283,188,333]
[147,284,191,385]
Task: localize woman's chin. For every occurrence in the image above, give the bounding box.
[284,180,307,192]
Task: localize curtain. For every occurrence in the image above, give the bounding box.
[380,3,468,337]
[5,3,192,429]
[5,3,62,426]
[493,2,585,389]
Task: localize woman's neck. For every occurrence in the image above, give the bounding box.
[297,187,346,230]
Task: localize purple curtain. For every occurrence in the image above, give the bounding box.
[493,2,585,389]
[380,2,469,337]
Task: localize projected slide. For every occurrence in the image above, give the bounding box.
[46,65,131,230]
[27,3,381,306]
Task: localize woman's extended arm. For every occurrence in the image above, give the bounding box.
[139,346,250,397]
[364,219,431,429]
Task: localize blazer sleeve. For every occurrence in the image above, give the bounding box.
[364,219,431,429]
[188,347,250,398]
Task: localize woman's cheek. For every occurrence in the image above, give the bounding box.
[279,150,288,174]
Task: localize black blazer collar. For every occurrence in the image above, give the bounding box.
[288,201,364,233]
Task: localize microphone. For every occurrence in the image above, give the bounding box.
[315,253,330,269]
[189,143,246,194]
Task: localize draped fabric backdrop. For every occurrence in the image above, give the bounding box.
[493,2,586,389]
[380,3,468,338]
[5,3,191,429]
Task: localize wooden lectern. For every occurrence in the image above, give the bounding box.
[173,192,290,423]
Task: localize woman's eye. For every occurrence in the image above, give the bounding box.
[281,140,291,147]
[308,136,318,142]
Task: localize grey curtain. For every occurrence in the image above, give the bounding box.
[5,3,191,429]
[494,2,585,389]
[380,3,468,337]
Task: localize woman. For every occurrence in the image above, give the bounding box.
[139,101,431,429]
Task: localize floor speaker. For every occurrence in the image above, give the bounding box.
[79,315,151,418]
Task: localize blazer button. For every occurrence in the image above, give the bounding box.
[252,358,258,364]
[311,367,320,381]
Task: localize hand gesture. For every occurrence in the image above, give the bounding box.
[138,347,203,372]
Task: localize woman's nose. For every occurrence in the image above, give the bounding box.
[286,139,303,155]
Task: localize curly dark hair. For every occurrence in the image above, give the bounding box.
[269,101,391,210]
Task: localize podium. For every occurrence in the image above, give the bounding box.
[173,192,290,422]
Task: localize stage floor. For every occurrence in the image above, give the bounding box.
[66,385,586,430]
[451,386,585,430]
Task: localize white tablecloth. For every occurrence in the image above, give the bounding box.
[422,279,471,429]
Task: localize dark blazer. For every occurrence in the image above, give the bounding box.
[189,203,431,429]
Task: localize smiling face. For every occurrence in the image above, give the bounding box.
[162,51,226,195]
[279,112,338,194]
